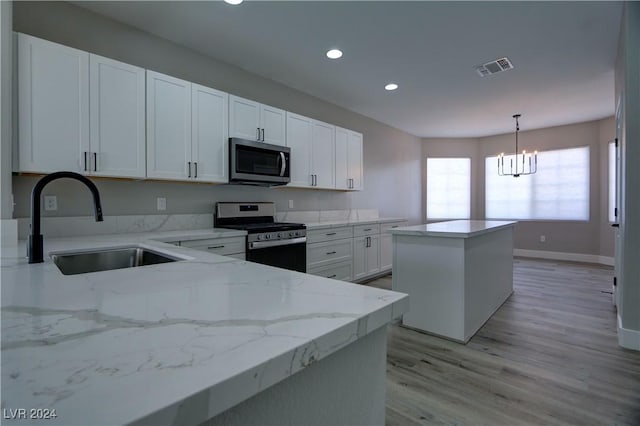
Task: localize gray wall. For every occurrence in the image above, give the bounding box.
[423,117,616,257]
[615,2,640,338]
[1,0,12,220]
[10,1,423,224]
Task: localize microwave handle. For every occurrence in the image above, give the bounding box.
[279,152,286,177]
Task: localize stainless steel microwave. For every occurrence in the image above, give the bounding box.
[229,138,291,186]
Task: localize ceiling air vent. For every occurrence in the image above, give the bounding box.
[475,57,514,77]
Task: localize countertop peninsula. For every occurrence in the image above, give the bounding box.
[1,229,408,425]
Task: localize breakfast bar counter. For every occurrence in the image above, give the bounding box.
[1,230,408,425]
[390,220,516,343]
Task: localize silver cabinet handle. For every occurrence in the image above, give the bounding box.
[93,152,97,172]
[188,161,192,178]
[363,228,372,232]
[261,128,265,141]
[83,152,88,171]
[194,162,198,178]
[326,232,336,236]
[279,152,286,177]
[366,236,371,247]
[257,127,260,141]
[207,245,225,250]
[327,274,337,278]
[326,251,337,255]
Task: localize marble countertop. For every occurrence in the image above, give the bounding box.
[304,217,407,230]
[389,220,517,238]
[1,230,408,426]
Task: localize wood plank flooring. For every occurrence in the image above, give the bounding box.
[365,258,640,426]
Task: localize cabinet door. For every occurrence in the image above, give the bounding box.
[89,54,145,178]
[260,104,286,145]
[352,236,367,281]
[366,235,381,276]
[380,233,393,271]
[146,71,191,180]
[18,34,88,173]
[229,95,260,141]
[348,131,364,191]
[285,112,313,187]
[192,84,228,183]
[311,120,336,189]
[334,126,349,190]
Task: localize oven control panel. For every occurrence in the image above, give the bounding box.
[247,229,306,243]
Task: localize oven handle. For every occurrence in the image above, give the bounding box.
[249,237,306,250]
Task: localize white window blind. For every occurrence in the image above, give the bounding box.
[426,158,471,219]
[485,146,590,220]
[608,142,616,222]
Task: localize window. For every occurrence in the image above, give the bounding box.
[426,158,471,219]
[608,141,616,222]
[485,146,590,220]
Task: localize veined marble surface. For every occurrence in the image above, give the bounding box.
[1,230,408,426]
[277,209,405,230]
[390,220,517,238]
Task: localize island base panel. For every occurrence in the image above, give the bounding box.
[202,326,387,426]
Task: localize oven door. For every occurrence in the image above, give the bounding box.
[230,138,290,185]
[246,238,306,273]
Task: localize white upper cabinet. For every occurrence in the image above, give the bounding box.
[146,71,192,180]
[285,112,313,187]
[18,33,89,173]
[89,54,145,178]
[347,130,363,190]
[229,95,260,141]
[311,120,335,189]
[229,95,285,145]
[335,126,363,191]
[17,34,145,178]
[191,83,229,183]
[147,71,229,183]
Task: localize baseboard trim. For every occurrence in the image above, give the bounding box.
[618,315,640,351]
[514,249,614,266]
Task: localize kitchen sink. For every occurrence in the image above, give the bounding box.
[51,246,182,275]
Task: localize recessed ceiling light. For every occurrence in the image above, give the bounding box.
[326,49,343,59]
[224,0,243,5]
[385,83,398,91]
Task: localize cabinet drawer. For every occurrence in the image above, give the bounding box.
[307,239,353,268]
[307,226,353,244]
[353,223,380,237]
[381,221,407,234]
[308,260,353,282]
[180,237,245,255]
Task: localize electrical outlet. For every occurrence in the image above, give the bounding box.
[44,195,57,211]
[157,197,167,211]
[288,199,294,209]
[540,235,546,243]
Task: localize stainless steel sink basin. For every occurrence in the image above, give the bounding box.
[51,246,181,275]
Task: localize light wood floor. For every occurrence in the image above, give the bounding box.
[365,258,640,426]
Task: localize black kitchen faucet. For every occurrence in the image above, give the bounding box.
[28,171,103,263]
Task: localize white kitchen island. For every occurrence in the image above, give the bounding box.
[390,220,516,343]
[1,230,408,426]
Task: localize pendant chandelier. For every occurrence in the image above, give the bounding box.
[498,114,537,177]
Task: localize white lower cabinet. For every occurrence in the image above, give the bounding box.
[353,235,380,281]
[308,261,353,281]
[307,226,353,281]
[177,236,245,259]
[380,221,408,272]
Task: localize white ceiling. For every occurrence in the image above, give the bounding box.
[74,1,623,138]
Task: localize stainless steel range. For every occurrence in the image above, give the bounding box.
[214,202,306,272]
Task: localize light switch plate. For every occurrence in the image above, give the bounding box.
[44,195,57,211]
[157,197,167,211]
[288,200,294,209]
